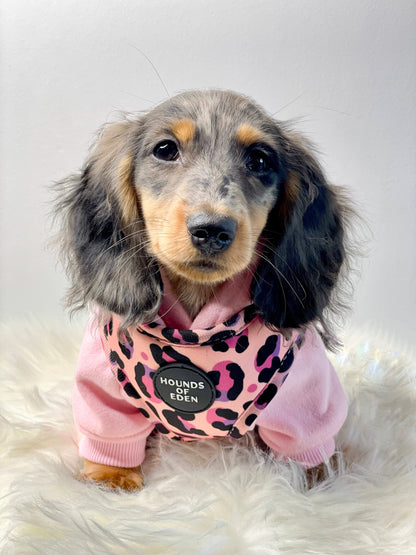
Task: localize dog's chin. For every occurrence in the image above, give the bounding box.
[174,261,231,284]
[187,260,221,273]
[165,258,238,285]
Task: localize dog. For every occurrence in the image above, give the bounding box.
[56,89,351,490]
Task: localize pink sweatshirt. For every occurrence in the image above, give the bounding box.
[73,269,348,469]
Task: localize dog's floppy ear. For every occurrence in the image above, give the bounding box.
[252,131,346,332]
[55,118,163,325]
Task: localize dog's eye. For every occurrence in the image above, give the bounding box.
[153,140,179,161]
[246,148,272,174]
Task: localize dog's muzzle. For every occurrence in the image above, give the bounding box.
[187,213,237,255]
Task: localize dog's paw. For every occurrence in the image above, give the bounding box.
[80,459,144,491]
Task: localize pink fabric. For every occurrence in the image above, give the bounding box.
[158,265,254,329]
[256,328,347,468]
[73,321,154,467]
[100,310,302,442]
[73,270,348,468]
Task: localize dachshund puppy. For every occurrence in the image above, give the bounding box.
[56,90,350,490]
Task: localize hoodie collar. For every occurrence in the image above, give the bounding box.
[156,265,254,330]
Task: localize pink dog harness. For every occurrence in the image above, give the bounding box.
[100,306,304,441]
[74,268,348,469]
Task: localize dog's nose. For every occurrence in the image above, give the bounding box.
[187,213,237,254]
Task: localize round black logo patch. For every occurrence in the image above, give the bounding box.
[153,363,216,414]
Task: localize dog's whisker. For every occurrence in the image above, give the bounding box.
[254,243,307,301]
[104,227,182,255]
[113,238,195,284]
[245,263,261,291]
[157,296,184,321]
[102,230,148,254]
[271,92,305,117]
[254,250,306,308]
[128,44,170,99]
[113,237,155,259]
[254,248,300,293]
[110,243,157,279]
[119,219,146,231]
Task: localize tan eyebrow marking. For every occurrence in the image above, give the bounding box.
[171,119,196,143]
[236,123,264,146]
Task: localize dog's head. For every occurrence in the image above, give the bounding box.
[56,89,348,332]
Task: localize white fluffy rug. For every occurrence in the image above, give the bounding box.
[1,319,415,554]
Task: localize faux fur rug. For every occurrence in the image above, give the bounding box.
[1,320,415,554]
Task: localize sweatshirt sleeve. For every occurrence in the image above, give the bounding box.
[73,316,154,467]
[256,327,348,468]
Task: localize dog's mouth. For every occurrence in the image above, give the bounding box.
[169,256,233,283]
[187,260,220,272]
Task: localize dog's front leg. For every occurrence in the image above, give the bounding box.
[306,454,340,488]
[80,459,144,491]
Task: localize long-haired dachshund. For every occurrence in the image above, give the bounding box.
[56,90,351,490]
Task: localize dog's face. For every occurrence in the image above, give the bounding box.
[132,91,286,284]
[57,89,347,332]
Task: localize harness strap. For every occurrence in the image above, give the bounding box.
[229,334,303,438]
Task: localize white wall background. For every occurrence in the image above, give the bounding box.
[1,0,415,346]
